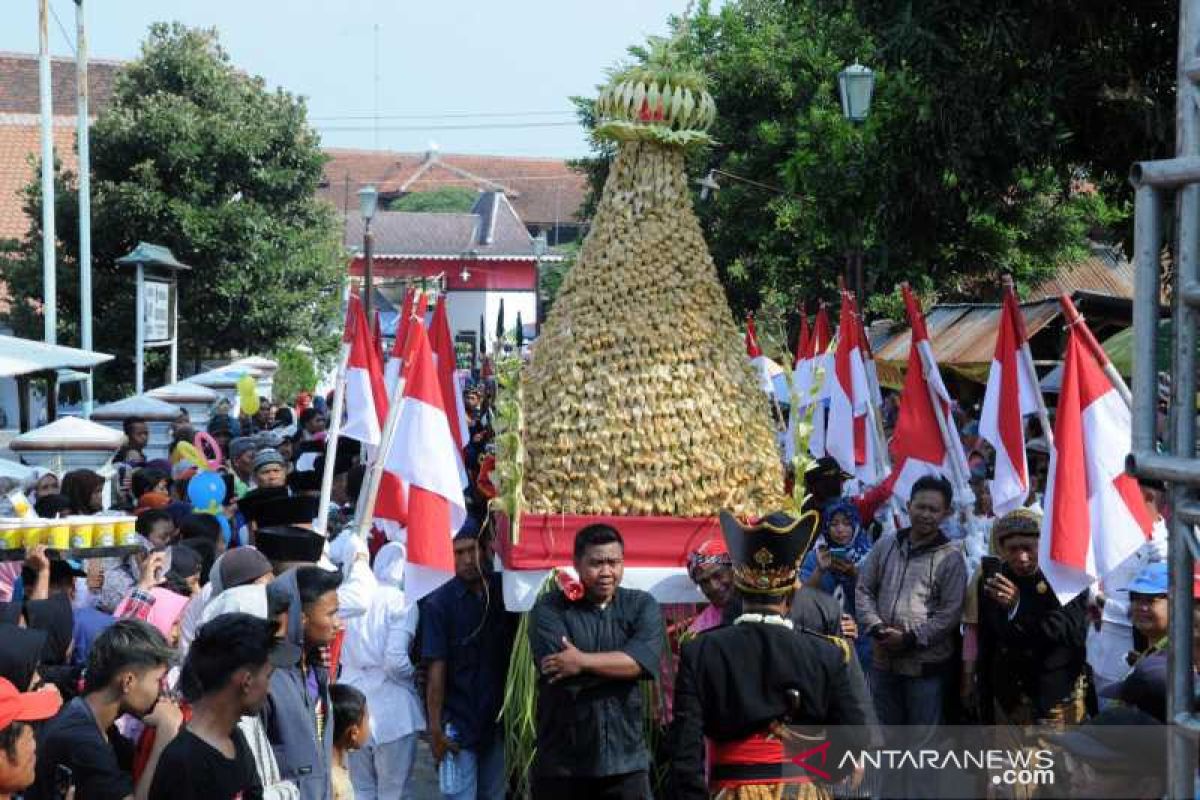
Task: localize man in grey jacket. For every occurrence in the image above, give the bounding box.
[263,566,343,800]
[856,475,966,731]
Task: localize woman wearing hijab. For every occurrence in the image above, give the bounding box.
[0,624,48,693]
[799,497,875,668]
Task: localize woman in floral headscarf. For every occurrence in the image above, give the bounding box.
[799,498,874,668]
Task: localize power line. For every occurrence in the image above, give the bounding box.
[315,120,580,132]
[49,0,76,55]
[310,110,575,121]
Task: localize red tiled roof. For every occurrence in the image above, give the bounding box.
[320,149,588,227]
[0,52,121,115]
[0,118,78,242]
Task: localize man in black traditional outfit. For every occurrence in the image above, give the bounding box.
[668,510,871,799]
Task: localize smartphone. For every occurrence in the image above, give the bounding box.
[981,555,1002,580]
[54,763,73,800]
[828,546,853,561]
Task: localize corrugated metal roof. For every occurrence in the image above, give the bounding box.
[1029,249,1134,301]
[874,299,1062,386]
[0,335,113,379]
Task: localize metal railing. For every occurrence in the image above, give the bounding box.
[1127,2,1200,795]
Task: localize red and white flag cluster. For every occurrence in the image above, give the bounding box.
[744,315,775,395]
[339,291,468,601]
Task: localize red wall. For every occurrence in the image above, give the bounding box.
[347,257,537,291]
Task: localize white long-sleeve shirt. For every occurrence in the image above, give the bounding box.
[338,582,425,746]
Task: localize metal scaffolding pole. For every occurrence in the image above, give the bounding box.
[76,0,93,415]
[1129,1,1200,795]
[37,0,57,345]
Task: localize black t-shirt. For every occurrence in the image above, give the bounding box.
[147,727,263,800]
[30,696,134,800]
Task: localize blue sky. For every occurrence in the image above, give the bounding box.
[1,0,698,157]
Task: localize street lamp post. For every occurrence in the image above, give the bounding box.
[838,61,875,301]
[358,184,378,321]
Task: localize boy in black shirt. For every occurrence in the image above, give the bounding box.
[149,613,298,800]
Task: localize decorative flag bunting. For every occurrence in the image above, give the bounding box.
[890,286,970,502]
[979,285,1040,516]
[745,315,774,395]
[1039,314,1153,602]
[384,320,468,601]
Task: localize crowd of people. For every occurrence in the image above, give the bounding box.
[0,371,1183,800]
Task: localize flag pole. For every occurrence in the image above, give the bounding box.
[354,368,407,541]
[1003,275,1055,449]
[314,341,351,537]
[1059,293,1132,409]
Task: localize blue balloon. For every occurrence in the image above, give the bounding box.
[187,472,225,511]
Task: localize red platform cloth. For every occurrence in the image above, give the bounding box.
[497,513,720,570]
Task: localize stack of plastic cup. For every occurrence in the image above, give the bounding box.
[0,518,21,549]
[68,517,95,549]
[21,519,48,549]
[93,518,116,547]
[115,517,138,547]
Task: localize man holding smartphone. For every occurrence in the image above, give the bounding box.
[961,509,1094,726]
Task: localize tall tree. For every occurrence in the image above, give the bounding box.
[573,0,1141,329]
[3,23,344,398]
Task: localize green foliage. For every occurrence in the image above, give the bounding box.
[576,0,1157,323]
[387,186,479,213]
[2,23,344,399]
[538,242,579,316]
[272,347,318,405]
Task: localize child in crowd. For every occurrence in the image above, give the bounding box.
[330,684,369,800]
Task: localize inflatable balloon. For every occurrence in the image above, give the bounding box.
[173,442,204,469]
[187,471,225,514]
[193,432,223,470]
[238,374,260,416]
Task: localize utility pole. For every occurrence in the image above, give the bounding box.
[38,0,57,345]
[76,0,93,413]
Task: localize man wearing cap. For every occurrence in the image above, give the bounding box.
[148,613,299,800]
[0,676,61,800]
[253,449,288,491]
[963,509,1095,727]
[228,437,258,498]
[667,510,870,798]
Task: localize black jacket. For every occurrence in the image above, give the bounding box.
[977,567,1093,722]
[667,621,870,798]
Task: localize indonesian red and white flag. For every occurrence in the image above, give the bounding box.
[784,311,813,463]
[384,320,467,601]
[428,294,470,482]
[1039,319,1154,602]
[979,286,1040,515]
[824,294,872,478]
[341,296,407,527]
[807,306,834,458]
[890,286,970,502]
[745,315,774,394]
[341,296,385,447]
[385,289,419,394]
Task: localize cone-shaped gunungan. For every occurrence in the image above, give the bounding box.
[521,134,784,517]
